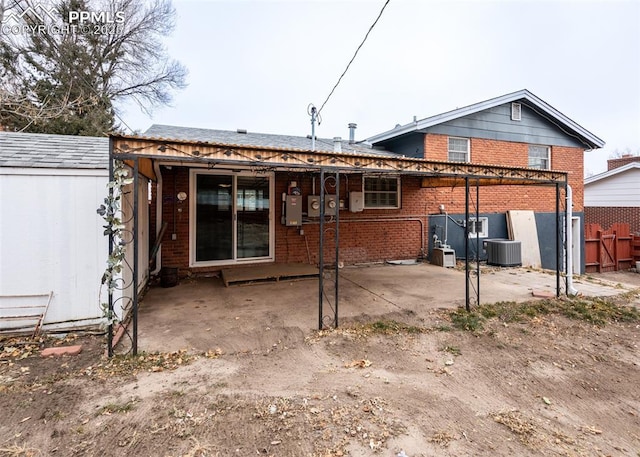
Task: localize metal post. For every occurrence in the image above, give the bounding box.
[476,179,480,304]
[556,183,560,298]
[310,106,317,152]
[132,159,139,355]
[334,171,340,328]
[465,177,470,312]
[318,169,325,330]
[107,140,114,357]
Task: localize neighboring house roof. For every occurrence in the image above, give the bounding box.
[144,124,396,157]
[0,131,108,169]
[366,89,605,150]
[585,162,640,185]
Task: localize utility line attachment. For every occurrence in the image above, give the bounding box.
[307,103,321,151]
[317,0,391,116]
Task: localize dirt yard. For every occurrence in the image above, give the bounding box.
[1,271,639,457]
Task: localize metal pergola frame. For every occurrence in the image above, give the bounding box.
[107,135,569,355]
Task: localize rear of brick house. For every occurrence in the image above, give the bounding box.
[136,90,603,277]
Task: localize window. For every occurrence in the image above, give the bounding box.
[511,102,522,121]
[448,137,470,162]
[364,176,400,209]
[467,217,489,238]
[528,145,550,169]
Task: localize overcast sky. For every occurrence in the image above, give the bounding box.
[121,0,640,176]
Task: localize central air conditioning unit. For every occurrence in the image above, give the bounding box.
[484,239,522,267]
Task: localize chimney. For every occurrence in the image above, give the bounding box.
[333,137,342,153]
[348,123,357,144]
[608,155,640,170]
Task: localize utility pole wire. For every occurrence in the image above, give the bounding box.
[317,0,391,117]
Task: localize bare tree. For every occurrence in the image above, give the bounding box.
[0,0,187,135]
[609,147,640,159]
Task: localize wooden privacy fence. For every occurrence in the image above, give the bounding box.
[585,223,640,273]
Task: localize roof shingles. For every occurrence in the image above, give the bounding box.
[143,124,396,157]
[0,132,108,169]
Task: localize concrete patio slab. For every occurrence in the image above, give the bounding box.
[135,263,637,354]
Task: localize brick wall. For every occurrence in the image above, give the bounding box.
[423,134,584,211]
[274,174,426,265]
[158,166,190,269]
[585,207,640,234]
[608,155,640,170]
[156,169,430,272]
[155,134,583,274]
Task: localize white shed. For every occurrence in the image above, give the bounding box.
[0,132,119,332]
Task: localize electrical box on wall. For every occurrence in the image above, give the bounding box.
[308,195,321,217]
[349,191,364,212]
[325,195,338,216]
[285,195,302,226]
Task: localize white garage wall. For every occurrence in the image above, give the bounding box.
[0,168,109,330]
[584,168,640,207]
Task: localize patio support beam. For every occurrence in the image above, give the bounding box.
[556,183,561,298]
[334,171,340,328]
[109,136,568,187]
[133,158,139,355]
[476,179,480,304]
[107,140,114,358]
[318,169,325,330]
[465,177,470,312]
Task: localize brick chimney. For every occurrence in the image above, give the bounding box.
[607,155,640,170]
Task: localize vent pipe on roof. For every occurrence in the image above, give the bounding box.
[333,137,342,153]
[348,123,357,144]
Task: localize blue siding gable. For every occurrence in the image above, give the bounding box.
[423,103,585,148]
[374,133,424,158]
[367,90,603,150]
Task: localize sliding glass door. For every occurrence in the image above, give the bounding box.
[192,171,272,265]
[195,174,233,262]
[236,176,270,259]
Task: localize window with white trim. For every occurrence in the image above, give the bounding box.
[467,217,489,238]
[363,176,400,209]
[528,145,550,169]
[448,137,470,162]
[511,102,522,121]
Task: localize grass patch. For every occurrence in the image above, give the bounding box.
[553,296,640,325]
[366,320,424,335]
[450,308,485,331]
[434,324,452,332]
[98,398,138,415]
[449,293,640,331]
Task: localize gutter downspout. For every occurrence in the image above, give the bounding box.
[566,184,578,295]
[151,161,163,276]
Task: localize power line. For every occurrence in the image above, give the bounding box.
[317,0,391,117]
